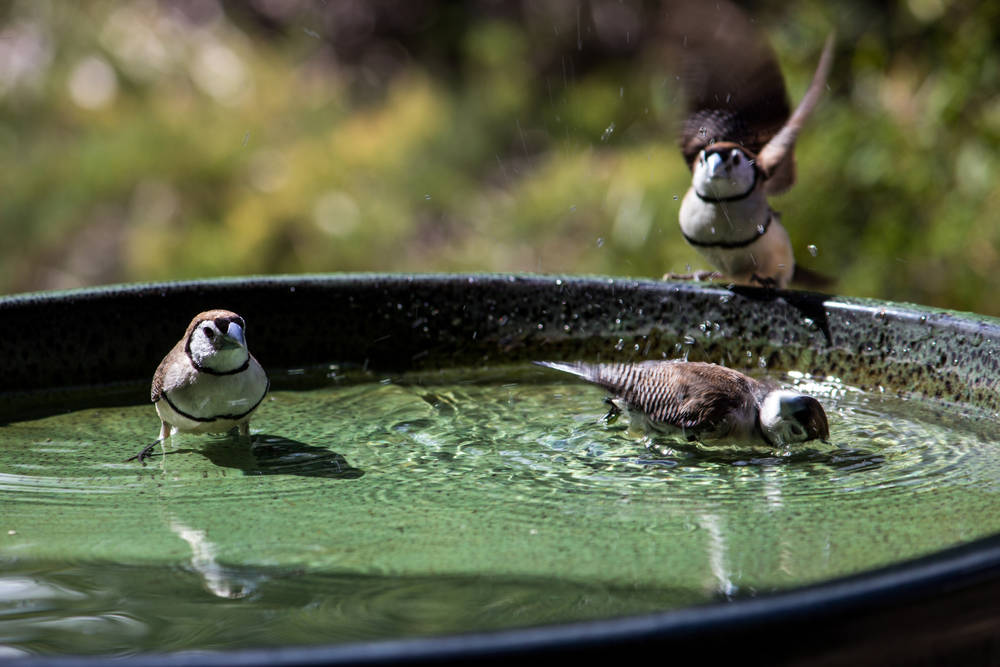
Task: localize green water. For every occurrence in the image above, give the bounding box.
[2,365,1000,657]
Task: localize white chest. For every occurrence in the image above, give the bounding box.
[677,188,795,286]
[678,187,770,242]
[157,360,268,434]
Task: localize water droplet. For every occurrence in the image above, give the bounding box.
[570,205,577,212]
[614,338,625,351]
[683,335,696,345]
[601,122,616,142]
[807,244,818,257]
[698,126,708,138]
[673,194,679,201]
[596,237,604,247]
[757,224,766,234]
[424,194,432,200]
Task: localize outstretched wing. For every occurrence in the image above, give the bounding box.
[661,0,791,168]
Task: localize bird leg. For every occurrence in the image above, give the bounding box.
[125,421,171,465]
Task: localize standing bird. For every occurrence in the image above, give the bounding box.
[536,360,828,447]
[663,1,834,288]
[127,309,269,464]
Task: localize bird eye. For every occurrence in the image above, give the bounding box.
[203,327,215,339]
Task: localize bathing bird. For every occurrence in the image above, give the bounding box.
[127,309,269,464]
[536,360,829,447]
[663,0,834,288]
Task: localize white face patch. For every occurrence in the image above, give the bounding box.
[188,321,249,372]
[759,390,812,445]
[693,148,757,199]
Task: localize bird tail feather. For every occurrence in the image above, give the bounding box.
[533,361,599,382]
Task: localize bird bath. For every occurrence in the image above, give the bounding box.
[2,274,1000,664]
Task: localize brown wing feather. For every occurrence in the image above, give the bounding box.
[661,0,791,168]
[592,361,762,435]
[150,338,190,402]
[757,32,835,192]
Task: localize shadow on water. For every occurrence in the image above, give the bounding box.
[584,420,886,472]
[196,434,365,479]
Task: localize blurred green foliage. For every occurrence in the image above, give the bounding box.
[2,0,999,314]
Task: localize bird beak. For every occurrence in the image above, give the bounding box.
[220,322,246,350]
[705,152,724,178]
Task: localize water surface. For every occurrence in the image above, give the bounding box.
[2,365,999,656]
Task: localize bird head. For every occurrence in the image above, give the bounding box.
[692,143,760,201]
[759,390,830,445]
[185,310,250,373]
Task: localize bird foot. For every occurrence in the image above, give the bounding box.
[750,273,779,288]
[602,398,622,424]
[662,270,725,282]
[125,440,163,466]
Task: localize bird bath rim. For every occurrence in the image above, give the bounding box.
[2,272,999,665]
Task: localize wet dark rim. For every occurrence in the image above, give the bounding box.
[3,273,1000,664]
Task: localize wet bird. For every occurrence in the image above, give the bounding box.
[127,309,269,464]
[663,1,834,288]
[536,360,828,447]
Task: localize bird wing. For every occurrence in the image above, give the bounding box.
[661,0,791,168]
[150,339,195,403]
[586,361,757,437]
[636,364,755,433]
[757,32,835,194]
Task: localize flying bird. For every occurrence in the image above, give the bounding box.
[127,309,269,464]
[536,360,829,447]
[663,1,834,288]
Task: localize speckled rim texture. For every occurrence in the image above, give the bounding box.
[2,273,1000,665]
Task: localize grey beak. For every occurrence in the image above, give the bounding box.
[220,322,246,349]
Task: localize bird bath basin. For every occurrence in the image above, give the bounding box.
[2,274,1000,664]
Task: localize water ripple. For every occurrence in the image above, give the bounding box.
[2,367,1000,655]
